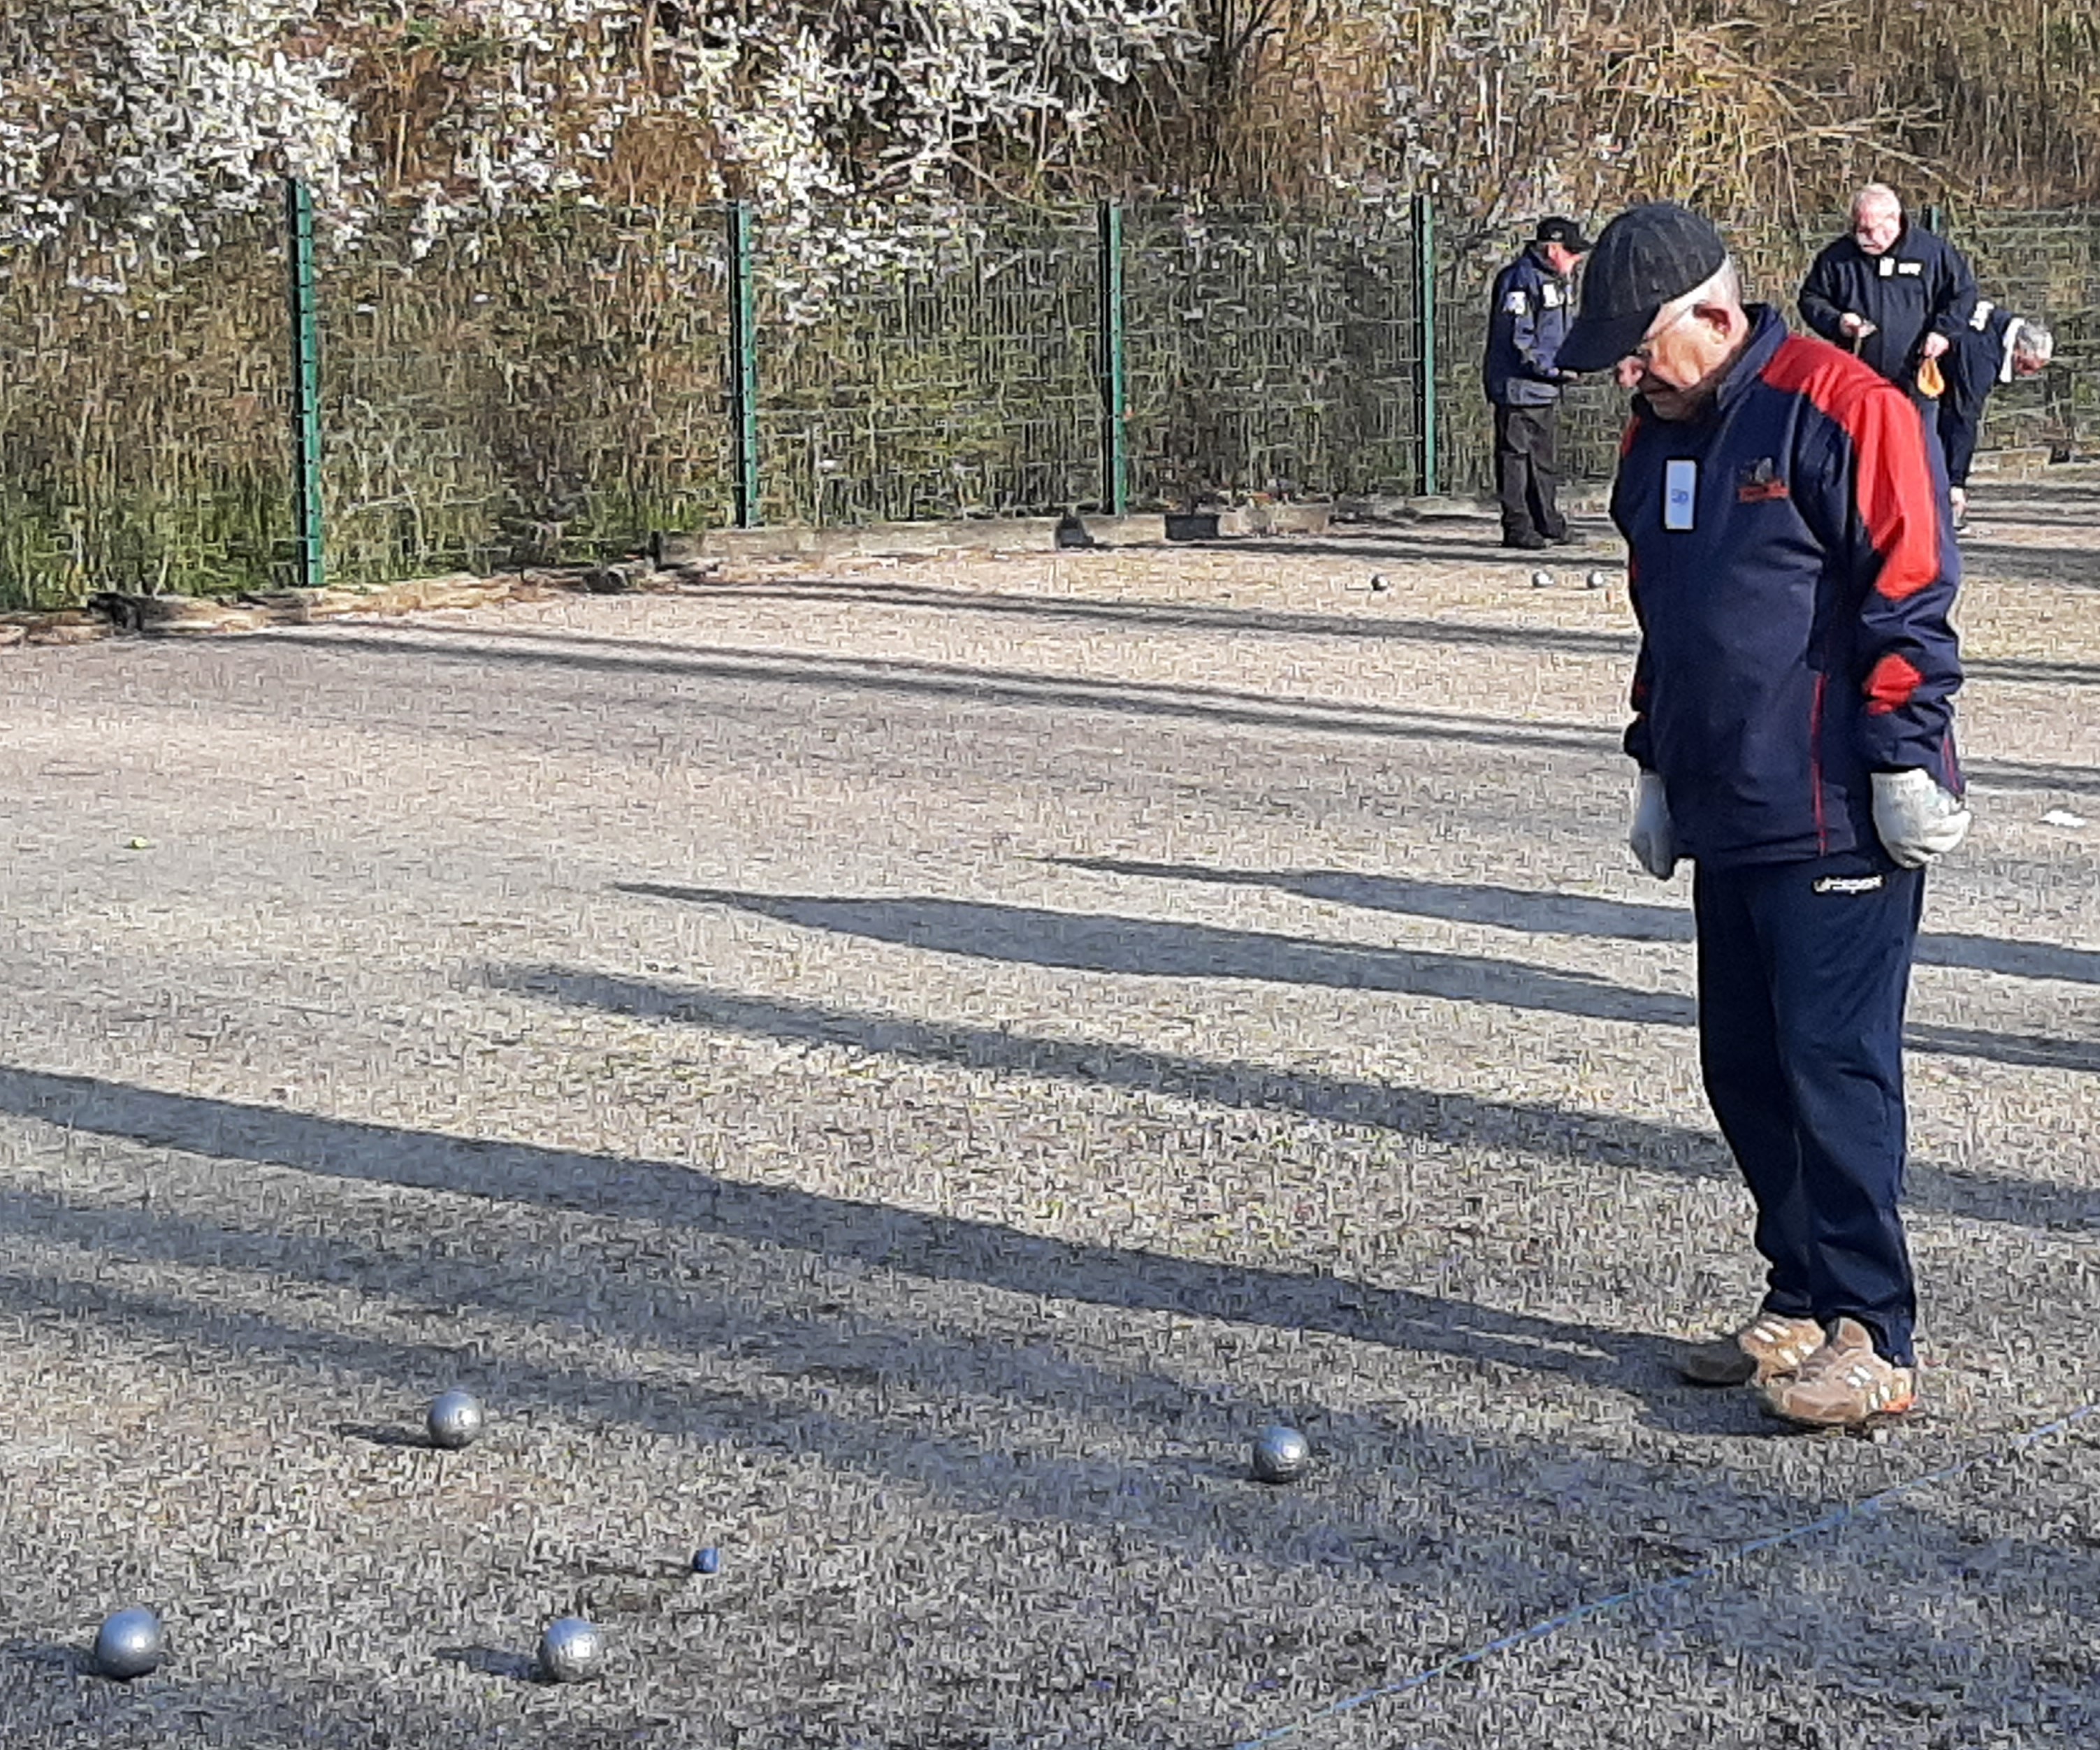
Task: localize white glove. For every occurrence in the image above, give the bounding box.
[1628,769,1679,879]
[1871,769,1972,868]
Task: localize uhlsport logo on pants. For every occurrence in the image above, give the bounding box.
[1813,873,1887,895]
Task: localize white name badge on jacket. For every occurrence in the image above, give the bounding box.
[1664,459,1697,530]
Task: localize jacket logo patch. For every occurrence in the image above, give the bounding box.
[1737,458,1789,502]
[1813,874,1885,895]
[1898,260,1924,275]
[1540,282,1565,308]
[1505,291,1530,314]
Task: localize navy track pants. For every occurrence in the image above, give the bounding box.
[1692,854,1925,1366]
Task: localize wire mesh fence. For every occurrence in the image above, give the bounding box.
[2,197,2096,609]
[753,207,1101,526]
[1123,203,1429,509]
[0,215,290,604]
[318,206,734,585]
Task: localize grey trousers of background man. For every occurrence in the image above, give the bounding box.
[1493,403,1567,543]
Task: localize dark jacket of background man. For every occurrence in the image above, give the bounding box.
[1938,299,2034,489]
[1798,224,1978,392]
[1485,245,1576,407]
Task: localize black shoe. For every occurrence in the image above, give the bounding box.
[1544,528,1576,545]
[1501,531,1549,551]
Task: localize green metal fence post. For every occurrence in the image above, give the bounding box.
[1413,191,1439,499]
[284,177,325,590]
[1097,202,1128,516]
[726,201,760,528]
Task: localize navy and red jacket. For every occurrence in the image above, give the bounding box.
[1797,224,1977,392]
[1616,305,1964,870]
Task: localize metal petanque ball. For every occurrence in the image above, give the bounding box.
[93,1607,166,1680]
[426,1389,485,1450]
[1250,1424,1312,1484]
[1586,569,1612,591]
[1530,569,1554,589]
[538,1615,605,1684]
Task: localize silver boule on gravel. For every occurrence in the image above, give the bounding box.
[1250,1423,1312,1484]
[93,1607,166,1680]
[1586,569,1612,591]
[538,1615,605,1684]
[426,1388,485,1450]
[1530,568,1554,589]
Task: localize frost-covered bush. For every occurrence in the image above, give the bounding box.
[0,0,1205,297]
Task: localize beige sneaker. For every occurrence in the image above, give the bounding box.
[1678,1311,1827,1387]
[1760,1318,1916,1427]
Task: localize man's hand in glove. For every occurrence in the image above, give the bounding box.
[1871,769,1972,868]
[1629,769,1679,879]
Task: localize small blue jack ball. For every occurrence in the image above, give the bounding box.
[538,1615,605,1684]
[426,1389,484,1450]
[94,1607,166,1680]
[693,1547,722,1576]
[1250,1423,1311,1484]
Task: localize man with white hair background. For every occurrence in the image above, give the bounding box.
[1799,183,1978,405]
[1936,301,2055,527]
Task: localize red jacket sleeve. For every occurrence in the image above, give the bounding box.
[1836,380,1966,788]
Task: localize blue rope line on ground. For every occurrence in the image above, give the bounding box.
[1230,1400,2100,1750]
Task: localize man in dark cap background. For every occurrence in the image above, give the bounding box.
[1556,202,1971,1429]
[1484,216,1591,549]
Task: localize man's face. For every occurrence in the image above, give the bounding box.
[1613,299,1735,420]
[2012,349,2049,378]
[1853,201,1902,255]
[1543,242,1584,277]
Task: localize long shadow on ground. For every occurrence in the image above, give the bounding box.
[0,1062,1692,1386]
[277,628,1616,758]
[614,886,2100,1076]
[1041,856,2100,987]
[678,578,1644,652]
[277,625,2100,797]
[1951,540,2100,587]
[492,966,2097,1231]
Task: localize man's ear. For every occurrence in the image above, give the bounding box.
[1690,299,1737,341]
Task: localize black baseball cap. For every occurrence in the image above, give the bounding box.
[1533,216,1593,252]
[1556,203,1730,374]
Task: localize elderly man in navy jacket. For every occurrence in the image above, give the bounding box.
[1799,183,1977,402]
[1484,217,1591,549]
[1558,203,1971,1429]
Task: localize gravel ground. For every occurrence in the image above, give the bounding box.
[0,480,2094,1747]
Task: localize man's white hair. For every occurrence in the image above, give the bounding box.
[1653,256,1744,328]
[2013,319,2055,364]
[1853,182,1902,218]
